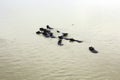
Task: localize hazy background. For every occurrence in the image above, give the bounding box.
[0,0,120,80]
[0,0,120,41]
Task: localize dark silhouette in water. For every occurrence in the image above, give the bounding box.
[46,25,53,29]
[57,30,60,33]
[39,27,56,38]
[57,36,64,46]
[64,38,75,41]
[89,46,98,53]
[58,36,64,39]
[58,39,63,46]
[40,28,51,33]
[65,38,83,43]
[40,28,45,31]
[36,25,100,54]
[74,40,83,43]
[49,33,56,38]
[68,38,75,42]
[36,31,41,34]
[42,31,50,38]
[38,26,83,44]
[62,33,68,37]
[42,31,56,38]
[39,28,50,38]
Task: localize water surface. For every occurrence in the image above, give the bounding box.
[0,0,120,80]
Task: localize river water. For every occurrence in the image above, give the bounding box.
[0,0,120,80]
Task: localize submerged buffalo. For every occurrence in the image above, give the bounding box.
[89,46,98,53]
[46,25,53,29]
[36,25,99,53]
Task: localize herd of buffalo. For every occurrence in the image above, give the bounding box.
[36,25,98,53]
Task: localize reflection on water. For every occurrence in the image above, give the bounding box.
[0,0,120,80]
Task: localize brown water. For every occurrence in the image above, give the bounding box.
[0,0,120,80]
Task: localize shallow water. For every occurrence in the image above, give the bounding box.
[0,0,120,80]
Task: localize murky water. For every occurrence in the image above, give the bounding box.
[0,0,120,80]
